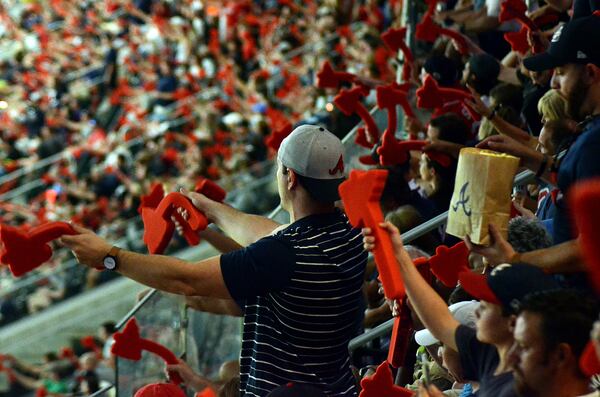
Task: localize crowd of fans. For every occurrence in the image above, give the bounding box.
[0,0,398,326]
[0,322,115,396]
[2,0,600,395]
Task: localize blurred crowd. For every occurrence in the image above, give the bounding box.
[2,0,600,395]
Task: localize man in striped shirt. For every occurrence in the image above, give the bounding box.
[62,125,368,395]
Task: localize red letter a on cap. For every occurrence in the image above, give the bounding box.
[329,155,345,176]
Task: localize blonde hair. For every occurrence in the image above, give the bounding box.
[537,89,569,122]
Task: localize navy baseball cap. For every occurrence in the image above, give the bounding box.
[523,13,600,71]
[459,264,560,313]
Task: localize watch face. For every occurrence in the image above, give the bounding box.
[104,256,116,270]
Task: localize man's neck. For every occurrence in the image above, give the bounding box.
[494,339,515,375]
[289,197,336,223]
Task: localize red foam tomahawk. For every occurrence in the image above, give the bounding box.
[570,178,600,293]
[359,361,414,397]
[425,241,470,287]
[316,61,356,89]
[265,121,293,151]
[339,170,404,299]
[111,317,184,385]
[504,26,530,54]
[499,0,537,30]
[140,180,226,253]
[334,87,380,144]
[377,137,452,168]
[416,75,472,109]
[415,15,469,55]
[499,0,544,53]
[580,341,600,377]
[381,28,414,83]
[0,222,76,277]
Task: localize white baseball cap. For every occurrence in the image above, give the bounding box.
[277,124,346,202]
[414,301,479,346]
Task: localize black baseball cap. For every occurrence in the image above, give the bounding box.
[459,264,560,313]
[523,13,600,71]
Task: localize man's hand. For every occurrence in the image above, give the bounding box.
[165,359,212,391]
[362,222,406,259]
[477,134,542,170]
[58,224,112,269]
[179,188,217,222]
[464,86,492,117]
[464,224,517,267]
[417,384,445,396]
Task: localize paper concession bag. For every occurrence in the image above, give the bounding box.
[446,148,520,245]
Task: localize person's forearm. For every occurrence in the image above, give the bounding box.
[198,228,243,253]
[490,116,533,144]
[518,239,585,273]
[464,15,499,33]
[204,201,281,246]
[115,250,231,299]
[395,249,460,350]
[185,296,243,317]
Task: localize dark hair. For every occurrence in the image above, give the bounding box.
[424,55,459,87]
[429,113,469,145]
[543,119,576,153]
[101,321,116,335]
[219,376,241,397]
[448,285,476,305]
[490,83,523,111]
[507,217,553,253]
[517,289,598,363]
[467,54,500,95]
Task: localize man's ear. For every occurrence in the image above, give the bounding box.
[287,168,299,190]
[555,343,575,368]
[584,63,600,84]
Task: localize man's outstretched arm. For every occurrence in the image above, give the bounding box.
[60,225,233,299]
[182,189,285,247]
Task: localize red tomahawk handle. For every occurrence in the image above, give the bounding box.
[339,170,405,299]
[334,87,380,144]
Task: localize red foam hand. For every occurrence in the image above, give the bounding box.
[0,222,76,277]
[265,121,293,151]
[334,87,380,143]
[316,61,356,89]
[504,26,530,54]
[416,75,471,109]
[339,170,405,299]
[142,193,208,254]
[138,183,165,215]
[499,0,537,30]
[359,361,415,397]
[580,341,600,377]
[429,241,470,287]
[112,318,183,384]
[569,179,600,293]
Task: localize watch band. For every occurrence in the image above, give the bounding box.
[108,246,121,258]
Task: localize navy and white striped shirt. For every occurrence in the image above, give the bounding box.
[220,210,367,396]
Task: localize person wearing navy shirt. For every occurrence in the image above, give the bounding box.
[61,125,367,396]
[479,13,600,247]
